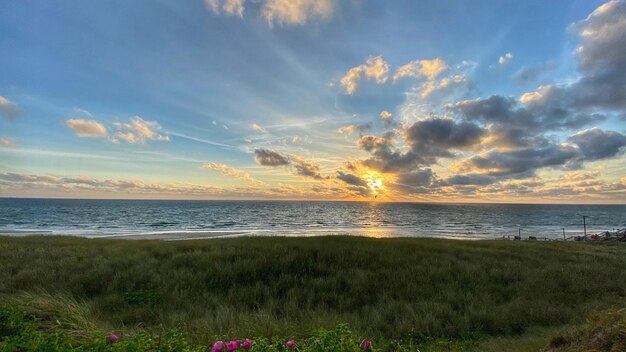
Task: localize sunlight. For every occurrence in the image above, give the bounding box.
[365,173,385,196]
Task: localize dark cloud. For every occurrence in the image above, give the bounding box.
[292,157,324,179]
[404,118,485,154]
[357,118,486,173]
[568,128,626,161]
[350,2,626,199]
[527,1,626,111]
[441,174,497,186]
[453,143,579,177]
[254,148,290,166]
[336,171,368,187]
[453,94,605,134]
[357,133,425,172]
[391,168,436,194]
[395,168,435,187]
[347,186,372,197]
[254,148,325,180]
[450,127,626,178]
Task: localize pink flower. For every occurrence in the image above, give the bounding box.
[241,339,253,350]
[360,339,372,350]
[286,340,296,348]
[110,335,119,343]
[212,341,225,352]
[226,340,239,351]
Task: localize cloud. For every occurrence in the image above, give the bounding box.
[498,52,513,65]
[335,171,371,196]
[339,2,626,200]
[340,56,390,94]
[440,174,497,186]
[419,74,466,98]
[336,123,371,135]
[254,148,325,179]
[111,116,169,144]
[447,127,626,178]
[0,137,15,147]
[204,0,336,27]
[379,111,393,127]
[0,96,22,121]
[517,1,626,112]
[451,143,579,177]
[567,128,626,161]
[357,118,486,173]
[336,171,368,187]
[392,168,436,193]
[393,58,447,82]
[65,116,169,144]
[65,119,108,138]
[202,162,262,184]
[205,0,244,17]
[291,155,324,179]
[251,123,268,134]
[453,94,605,135]
[254,148,290,166]
[262,0,335,26]
[404,118,485,156]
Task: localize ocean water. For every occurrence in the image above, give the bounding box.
[0,198,624,240]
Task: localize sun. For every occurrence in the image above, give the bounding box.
[366,174,384,194]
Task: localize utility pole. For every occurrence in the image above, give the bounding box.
[583,216,587,241]
[562,228,565,241]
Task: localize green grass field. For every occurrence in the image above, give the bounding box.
[1,236,625,351]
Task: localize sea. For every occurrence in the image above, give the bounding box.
[0,198,624,240]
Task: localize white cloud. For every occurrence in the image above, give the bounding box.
[380,111,395,127]
[340,56,390,94]
[202,162,263,184]
[337,123,371,135]
[0,137,15,147]
[73,107,94,118]
[393,58,448,82]
[65,116,168,144]
[65,119,108,138]
[0,96,22,121]
[251,123,268,134]
[498,52,513,65]
[204,0,336,26]
[337,125,357,134]
[205,0,244,17]
[420,74,466,98]
[110,116,169,144]
[262,0,335,26]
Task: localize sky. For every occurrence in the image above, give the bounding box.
[1,0,626,203]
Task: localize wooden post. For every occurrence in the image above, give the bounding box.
[562,228,565,241]
[583,216,587,241]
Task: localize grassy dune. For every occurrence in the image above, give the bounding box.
[1,236,625,351]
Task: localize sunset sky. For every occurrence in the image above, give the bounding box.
[1,0,626,202]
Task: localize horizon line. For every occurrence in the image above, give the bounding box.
[1,196,624,206]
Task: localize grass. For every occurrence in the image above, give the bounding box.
[545,308,626,351]
[1,235,625,351]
